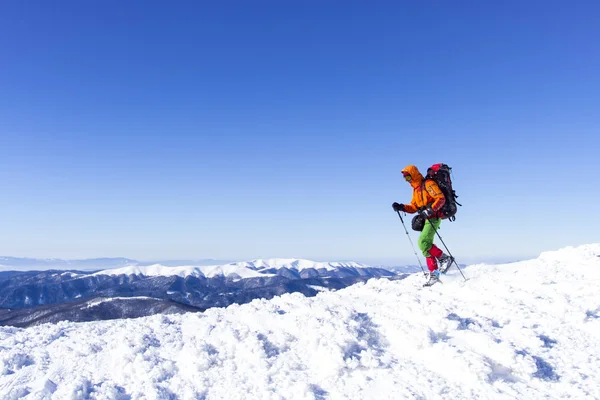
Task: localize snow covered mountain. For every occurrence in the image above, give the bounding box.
[0,259,396,325]
[90,263,271,279]
[1,244,598,399]
[89,258,384,279]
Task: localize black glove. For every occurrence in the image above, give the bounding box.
[419,207,433,219]
[392,202,404,212]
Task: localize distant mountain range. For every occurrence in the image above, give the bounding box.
[0,258,405,327]
[0,256,234,271]
[0,256,430,275]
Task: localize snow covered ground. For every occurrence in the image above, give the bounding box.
[1,244,599,399]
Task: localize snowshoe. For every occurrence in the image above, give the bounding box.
[438,254,454,274]
[423,270,441,287]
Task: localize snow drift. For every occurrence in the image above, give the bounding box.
[0,244,599,399]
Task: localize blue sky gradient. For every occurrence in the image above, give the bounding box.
[1,1,599,265]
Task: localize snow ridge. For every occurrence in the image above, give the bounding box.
[89,258,371,279]
[90,263,270,279]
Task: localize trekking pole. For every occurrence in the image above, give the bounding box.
[396,211,427,276]
[427,219,468,281]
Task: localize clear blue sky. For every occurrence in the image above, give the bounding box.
[1,1,598,265]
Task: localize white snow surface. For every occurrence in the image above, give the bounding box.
[89,258,370,279]
[1,244,600,399]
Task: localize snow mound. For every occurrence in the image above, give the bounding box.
[537,243,600,264]
[1,244,599,399]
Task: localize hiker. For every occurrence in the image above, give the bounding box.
[392,165,454,286]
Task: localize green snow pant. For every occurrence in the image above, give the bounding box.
[418,218,441,257]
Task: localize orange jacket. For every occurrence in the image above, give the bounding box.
[401,165,445,215]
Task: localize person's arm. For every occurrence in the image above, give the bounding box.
[402,192,418,214]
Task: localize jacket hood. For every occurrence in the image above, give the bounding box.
[401,165,424,188]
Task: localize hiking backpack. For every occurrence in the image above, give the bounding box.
[426,163,461,221]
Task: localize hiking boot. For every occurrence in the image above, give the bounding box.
[438,254,454,274]
[423,270,440,287]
